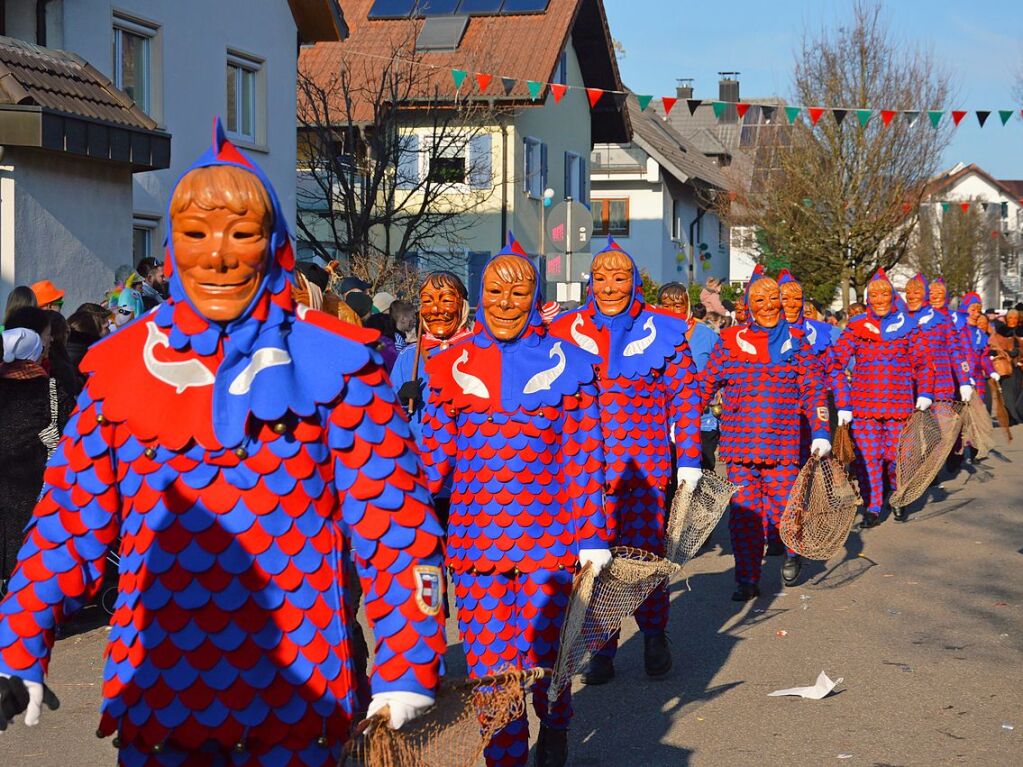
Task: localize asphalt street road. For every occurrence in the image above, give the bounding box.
[2,427,1021,766]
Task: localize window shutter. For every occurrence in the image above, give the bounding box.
[540,142,548,192]
[523,137,531,195]
[469,133,492,189]
[578,157,588,205]
[564,152,572,200]
[396,133,419,189]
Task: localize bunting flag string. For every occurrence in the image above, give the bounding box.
[437,59,1022,130]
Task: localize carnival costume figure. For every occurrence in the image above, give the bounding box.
[958,293,995,401]
[420,234,609,767]
[697,266,831,600]
[0,122,448,765]
[831,268,935,526]
[904,273,974,403]
[549,238,702,682]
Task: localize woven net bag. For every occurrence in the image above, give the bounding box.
[664,471,738,567]
[343,667,546,767]
[548,547,679,701]
[779,456,861,560]
[959,394,995,460]
[832,423,857,466]
[889,400,965,509]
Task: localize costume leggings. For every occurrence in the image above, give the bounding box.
[452,568,574,767]
[117,742,341,767]
[726,462,800,585]
[853,417,902,515]
[597,488,669,658]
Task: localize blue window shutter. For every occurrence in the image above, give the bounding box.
[469,133,492,189]
[578,157,587,205]
[523,137,531,195]
[397,134,419,189]
[564,152,571,200]
[540,142,548,192]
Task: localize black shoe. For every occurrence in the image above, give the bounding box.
[643,633,673,677]
[581,654,615,685]
[731,582,760,602]
[891,506,907,522]
[858,513,882,529]
[534,725,568,767]
[781,555,802,586]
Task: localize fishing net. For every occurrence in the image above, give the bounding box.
[548,547,679,701]
[832,423,857,466]
[889,400,965,509]
[664,471,738,567]
[779,456,861,560]
[960,393,995,459]
[343,667,547,767]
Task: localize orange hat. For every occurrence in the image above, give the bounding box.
[30,279,64,306]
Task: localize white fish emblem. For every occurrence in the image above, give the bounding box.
[736,328,757,356]
[523,342,567,394]
[887,313,905,333]
[452,349,490,398]
[570,314,599,354]
[143,323,215,393]
[919,308,934,326]
[806,323,817,345]
[780,334,793,354]
[623,316,657,357]
[228,348,292,395]
[864,322,880,334]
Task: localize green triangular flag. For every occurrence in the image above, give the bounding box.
[928,110,943,128]
[785,106,801,124]
[999,109,1014,126]
[940,202,951,212]
[856,109,872,127]
[451,69,468,90]
[526,80,543,100]
[636,94,653,112]
[712,101,727,119]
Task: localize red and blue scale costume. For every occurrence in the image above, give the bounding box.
[957,293,994,400]
[904,273,973,399]
[0,122,447,766]
[697,268,829,586]
[419,236,607,767]
[548,237,701,653]
[831,269,935,517]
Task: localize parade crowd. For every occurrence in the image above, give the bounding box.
[0,128,1018,767]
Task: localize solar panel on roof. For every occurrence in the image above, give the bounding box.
[500,0,550,13]
[416,0,460,15]
[415,15,470,51]
[457,0,505,13]
[368,0,417,19]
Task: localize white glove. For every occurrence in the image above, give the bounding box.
[837,410,853,427]
[811,438,832,458]
[367,691,434,730]
[0,673,58,729]
[959,385,974,403]
[915,396,932,411]
[579,548,612,576]
[676,467,703,489]
[991,372,1001,382]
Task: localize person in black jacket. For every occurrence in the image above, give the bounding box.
[66,308,105,391]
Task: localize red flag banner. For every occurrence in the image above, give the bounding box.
[550,83,568,103]
[881,110,897,127]
[736,103,751,118]
[959,202,971,212]
[951,110,967,126]
[475,73,492,93]
[586,88,604,108]
[808,107,826,125]
[662,96,678,116]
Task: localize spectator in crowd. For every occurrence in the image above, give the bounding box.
[339,276,370,298]
[364,312,399,373]
[4,286,38,328]
[76,302,115,336]
[373,291,396,314]
[113,288,144,329]
[700,277,729,316]
[692,303,707,320]
[135,257,168,310]
[389,300,417,353]
[66,309,105,388]
[848,302,867,318]
[705,311,728,330]
[44,311,79,398]
[30,280,64,312]
[345,290,374,323]
[4,307,51,361]
[0,325,73,591]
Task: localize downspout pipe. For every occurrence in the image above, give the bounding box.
[688,206,706,286]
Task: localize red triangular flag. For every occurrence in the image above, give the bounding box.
[808,107,826,125]
[662,96,678,115]
[586,88,604,108]
[951,110,967,126]
[736,102,751,118]
[959,202,970,212]
[550,83,567,103]
[881,110,897,127]
[901,202,912,215]
[474,73,492,93]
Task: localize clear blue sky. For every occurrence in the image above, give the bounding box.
[604,0,1023,180]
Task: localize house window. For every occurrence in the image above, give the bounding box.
[564,151,586,203]
[523,136,547,199]
[227,53,261,141]
[113,17,156,114]
[592,198,629,236]
[132,216,159,265]
[553,50,568,86]
[428,136,467,184]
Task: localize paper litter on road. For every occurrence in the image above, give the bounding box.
[768,671,843,699]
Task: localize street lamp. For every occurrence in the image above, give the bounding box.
[539,187,554,277]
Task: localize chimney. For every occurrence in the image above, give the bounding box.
[676,78,694,100]
[718,72,740,123]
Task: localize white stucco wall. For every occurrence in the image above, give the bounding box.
[1,148,133,311]
[57,1,299,254]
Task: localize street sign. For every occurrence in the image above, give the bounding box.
[546,200,593,253]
